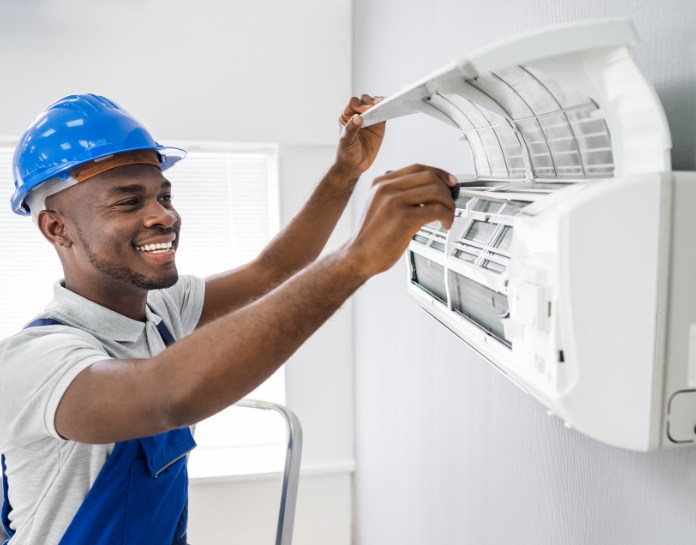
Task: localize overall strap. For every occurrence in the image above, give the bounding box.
[25,317,65,328]
[155,320,176,347]
[25,313,176,347]
[1,454,14,542]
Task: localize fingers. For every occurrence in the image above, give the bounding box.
[375,164,458,189]
[371,166,457,228]
[402,188,456,229]
[395,184,457,211]
[412,202,457,230]
[377,165,459,202]
[349,164,458,276]
[339,94,384,126]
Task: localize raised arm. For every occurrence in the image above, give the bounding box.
[198,95,386,325]
[54,165,457,444]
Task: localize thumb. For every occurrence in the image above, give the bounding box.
[341,114,363,146]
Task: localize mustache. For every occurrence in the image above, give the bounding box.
[147,227,178,237]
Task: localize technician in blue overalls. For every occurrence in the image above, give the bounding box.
[0,93,457,545]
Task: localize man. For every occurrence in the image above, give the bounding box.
[0,93,457,544]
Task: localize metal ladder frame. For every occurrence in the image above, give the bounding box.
[234,400,303,545]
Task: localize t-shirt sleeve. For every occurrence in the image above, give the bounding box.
[0,327,110,446]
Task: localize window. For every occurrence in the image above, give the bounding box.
[0,141,65,338]
[164,142,286,479]
[0,140,284,478]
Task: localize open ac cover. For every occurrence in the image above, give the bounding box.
[361,19,696,451]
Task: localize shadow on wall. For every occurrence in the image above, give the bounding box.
[659,78,696,170]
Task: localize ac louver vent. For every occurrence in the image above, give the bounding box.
[452,195,523,276]
[412,220,449,254]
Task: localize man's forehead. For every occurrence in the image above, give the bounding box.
[103,175,172,196]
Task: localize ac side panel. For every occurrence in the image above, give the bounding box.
[662,172,696,446]
[555,173,662,450]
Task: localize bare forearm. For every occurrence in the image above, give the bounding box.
[55,163,455,445]
[61,247,366,443]
[160,245,366,427]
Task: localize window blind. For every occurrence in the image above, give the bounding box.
[0,145,64,339]
[166,147,279,274]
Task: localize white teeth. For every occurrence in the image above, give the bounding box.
[136,242,173,253]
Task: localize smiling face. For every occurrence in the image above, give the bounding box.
[42,161,182,313]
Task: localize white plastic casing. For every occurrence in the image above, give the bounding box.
[361,19,696,451]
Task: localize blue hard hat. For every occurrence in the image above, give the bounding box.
[11,93,186,215]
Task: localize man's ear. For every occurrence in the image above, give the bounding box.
[37,210,73,248]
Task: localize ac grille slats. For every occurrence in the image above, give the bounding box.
[448,271,511,346]
[411,254,447,304]
[445,64,615,181]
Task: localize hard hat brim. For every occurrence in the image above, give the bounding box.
[12,145,187,215]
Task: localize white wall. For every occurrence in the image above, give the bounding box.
[0,2,354,544]
[352,1,696,544]
[0,0,348,146]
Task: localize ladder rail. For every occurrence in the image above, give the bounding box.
[234,399,303,545]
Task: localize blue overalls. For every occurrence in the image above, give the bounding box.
[1,317,196,545]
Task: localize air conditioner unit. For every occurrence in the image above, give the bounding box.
[360,18,696,451]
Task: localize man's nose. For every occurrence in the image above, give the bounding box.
[143,200,178,228]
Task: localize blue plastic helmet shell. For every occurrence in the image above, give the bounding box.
[11,93,186,215]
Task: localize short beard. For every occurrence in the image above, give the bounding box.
[77,228,179,291]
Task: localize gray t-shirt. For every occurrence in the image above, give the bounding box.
[0,275,205,545]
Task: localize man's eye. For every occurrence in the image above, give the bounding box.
[116,198,139,206]
[160,194,174,203]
